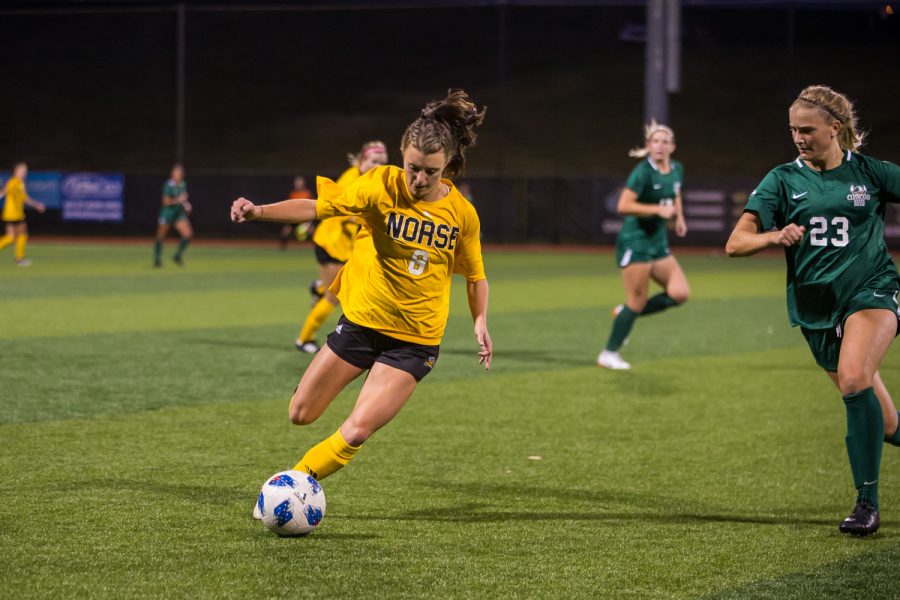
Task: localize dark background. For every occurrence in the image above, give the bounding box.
[1,1,897,243]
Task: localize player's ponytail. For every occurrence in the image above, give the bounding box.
[401,89,486,179]
[792,85,865,152]
[628,120,675,158]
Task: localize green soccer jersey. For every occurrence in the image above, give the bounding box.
[163,179,187,202]
[618,158,683,243]
[745,151,900,329]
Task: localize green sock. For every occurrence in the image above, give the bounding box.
[174,237,190,260]
[154,239,163,263]
[885,411,900,447]
[605,306,638,352]
[843,387,883,509]
[641,293,679,316]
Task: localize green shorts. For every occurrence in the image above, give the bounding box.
[615,230,670,268]
[158,205,187,226]
[801,287,900,372]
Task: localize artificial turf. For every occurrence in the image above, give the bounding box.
[1,242,899,599]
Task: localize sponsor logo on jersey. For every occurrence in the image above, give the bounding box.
[792,191,808,199]
[847,185,870,207]
[424,356,436,369]
[386,213,459,250]
[335,324,343,334]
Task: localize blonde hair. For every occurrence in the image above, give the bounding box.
[347,141,387,167]
[401,89,486,179]
[792,85,865,151]
[628,120,675,158]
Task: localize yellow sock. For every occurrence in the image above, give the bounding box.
[14,234,28,261]
[293,428,361,481]
[0,234,13,250]
[298,297,336,343]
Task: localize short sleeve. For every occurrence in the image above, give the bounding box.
[744,170,785,231]
[453,206,486,283]
[315,174,375,219]
[625,163,648,195]
[875,160,900,203]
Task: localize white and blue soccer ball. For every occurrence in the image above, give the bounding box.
[257,470,326,536]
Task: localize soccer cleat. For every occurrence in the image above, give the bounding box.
[15,259,32,267]
[612,304,624,317]
[173,255,185,267]
[295,340,320,354]
[839,501,880,536]
[597,350,631,370]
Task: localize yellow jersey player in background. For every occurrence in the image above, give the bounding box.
[232,90,491,508]
[295,141,389,353]
[0,162,46,266]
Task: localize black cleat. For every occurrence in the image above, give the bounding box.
[173,255,184,267]
[295,340,320,354]
[839,501,880,536]
[309,279,324,304]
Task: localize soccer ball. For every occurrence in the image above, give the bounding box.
[257,470,326,536]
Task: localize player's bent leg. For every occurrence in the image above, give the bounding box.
[340,362,418,446]
[644,256,690,314]
[836,309,896,534]
[288,344,365,426]
[173,219,192,265]
[874,371,900,443]
[295,363,416,481]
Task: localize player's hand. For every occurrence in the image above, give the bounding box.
[182,201,193,215]
[658,205,676,220]
[675,216,687,237]
[475,322,492,370]
[36,202,46,214]
[231,197,261,223]
[773,223,806,247]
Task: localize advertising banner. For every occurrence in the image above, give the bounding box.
[61,173,125,222]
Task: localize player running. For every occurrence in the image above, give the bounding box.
[598,121,689,370]
[232,90,490,507]
[0,162,46,266]
[727,85,900,536]
[295,141,389,353]
[154,164,193,267]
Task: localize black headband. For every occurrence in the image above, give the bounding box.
[798,96,845,122]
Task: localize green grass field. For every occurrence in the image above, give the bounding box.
[2,242,900,599]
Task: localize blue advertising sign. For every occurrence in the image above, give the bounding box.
[61,173,125,222]
[0,171,62,209]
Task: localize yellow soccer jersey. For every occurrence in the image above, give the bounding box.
[2,177,26,221]
[316,165,486,345]
[312,167,362,262]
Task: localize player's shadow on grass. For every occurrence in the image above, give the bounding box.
[187,337,290,352]
[440,347,588,367]
[344,505,835,528]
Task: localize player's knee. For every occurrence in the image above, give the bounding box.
[670,287,690,304]
[339,419,372,447]
[288,392,317,426]
[837,366,871,396]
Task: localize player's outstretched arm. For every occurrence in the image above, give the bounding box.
[726,212,805,257]
[230,197,317,224]
[466,278,492,370]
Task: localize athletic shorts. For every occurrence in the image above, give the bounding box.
[801,287,900,372]
[326,315,439,381]
[158,205,187,226]
[2,218,25,225]
[314,243,344,266]
[615,232,670,268]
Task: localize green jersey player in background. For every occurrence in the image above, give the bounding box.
[154,163,193,267]
[598,121,690,370]
[727,85,900,536]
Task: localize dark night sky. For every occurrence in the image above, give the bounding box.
[0,2,897,178]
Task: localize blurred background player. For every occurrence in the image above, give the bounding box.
[154,163,192,267]
[278,176,313,250]
[232,90,491,502]
[0,162,46,266]
[295,141,388,353]
[598,121,690,370]
[727,85,900,536]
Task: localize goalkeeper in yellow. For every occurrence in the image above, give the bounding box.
[232,90,491,511]
[1,162,46,266]
[295,141,389,353]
